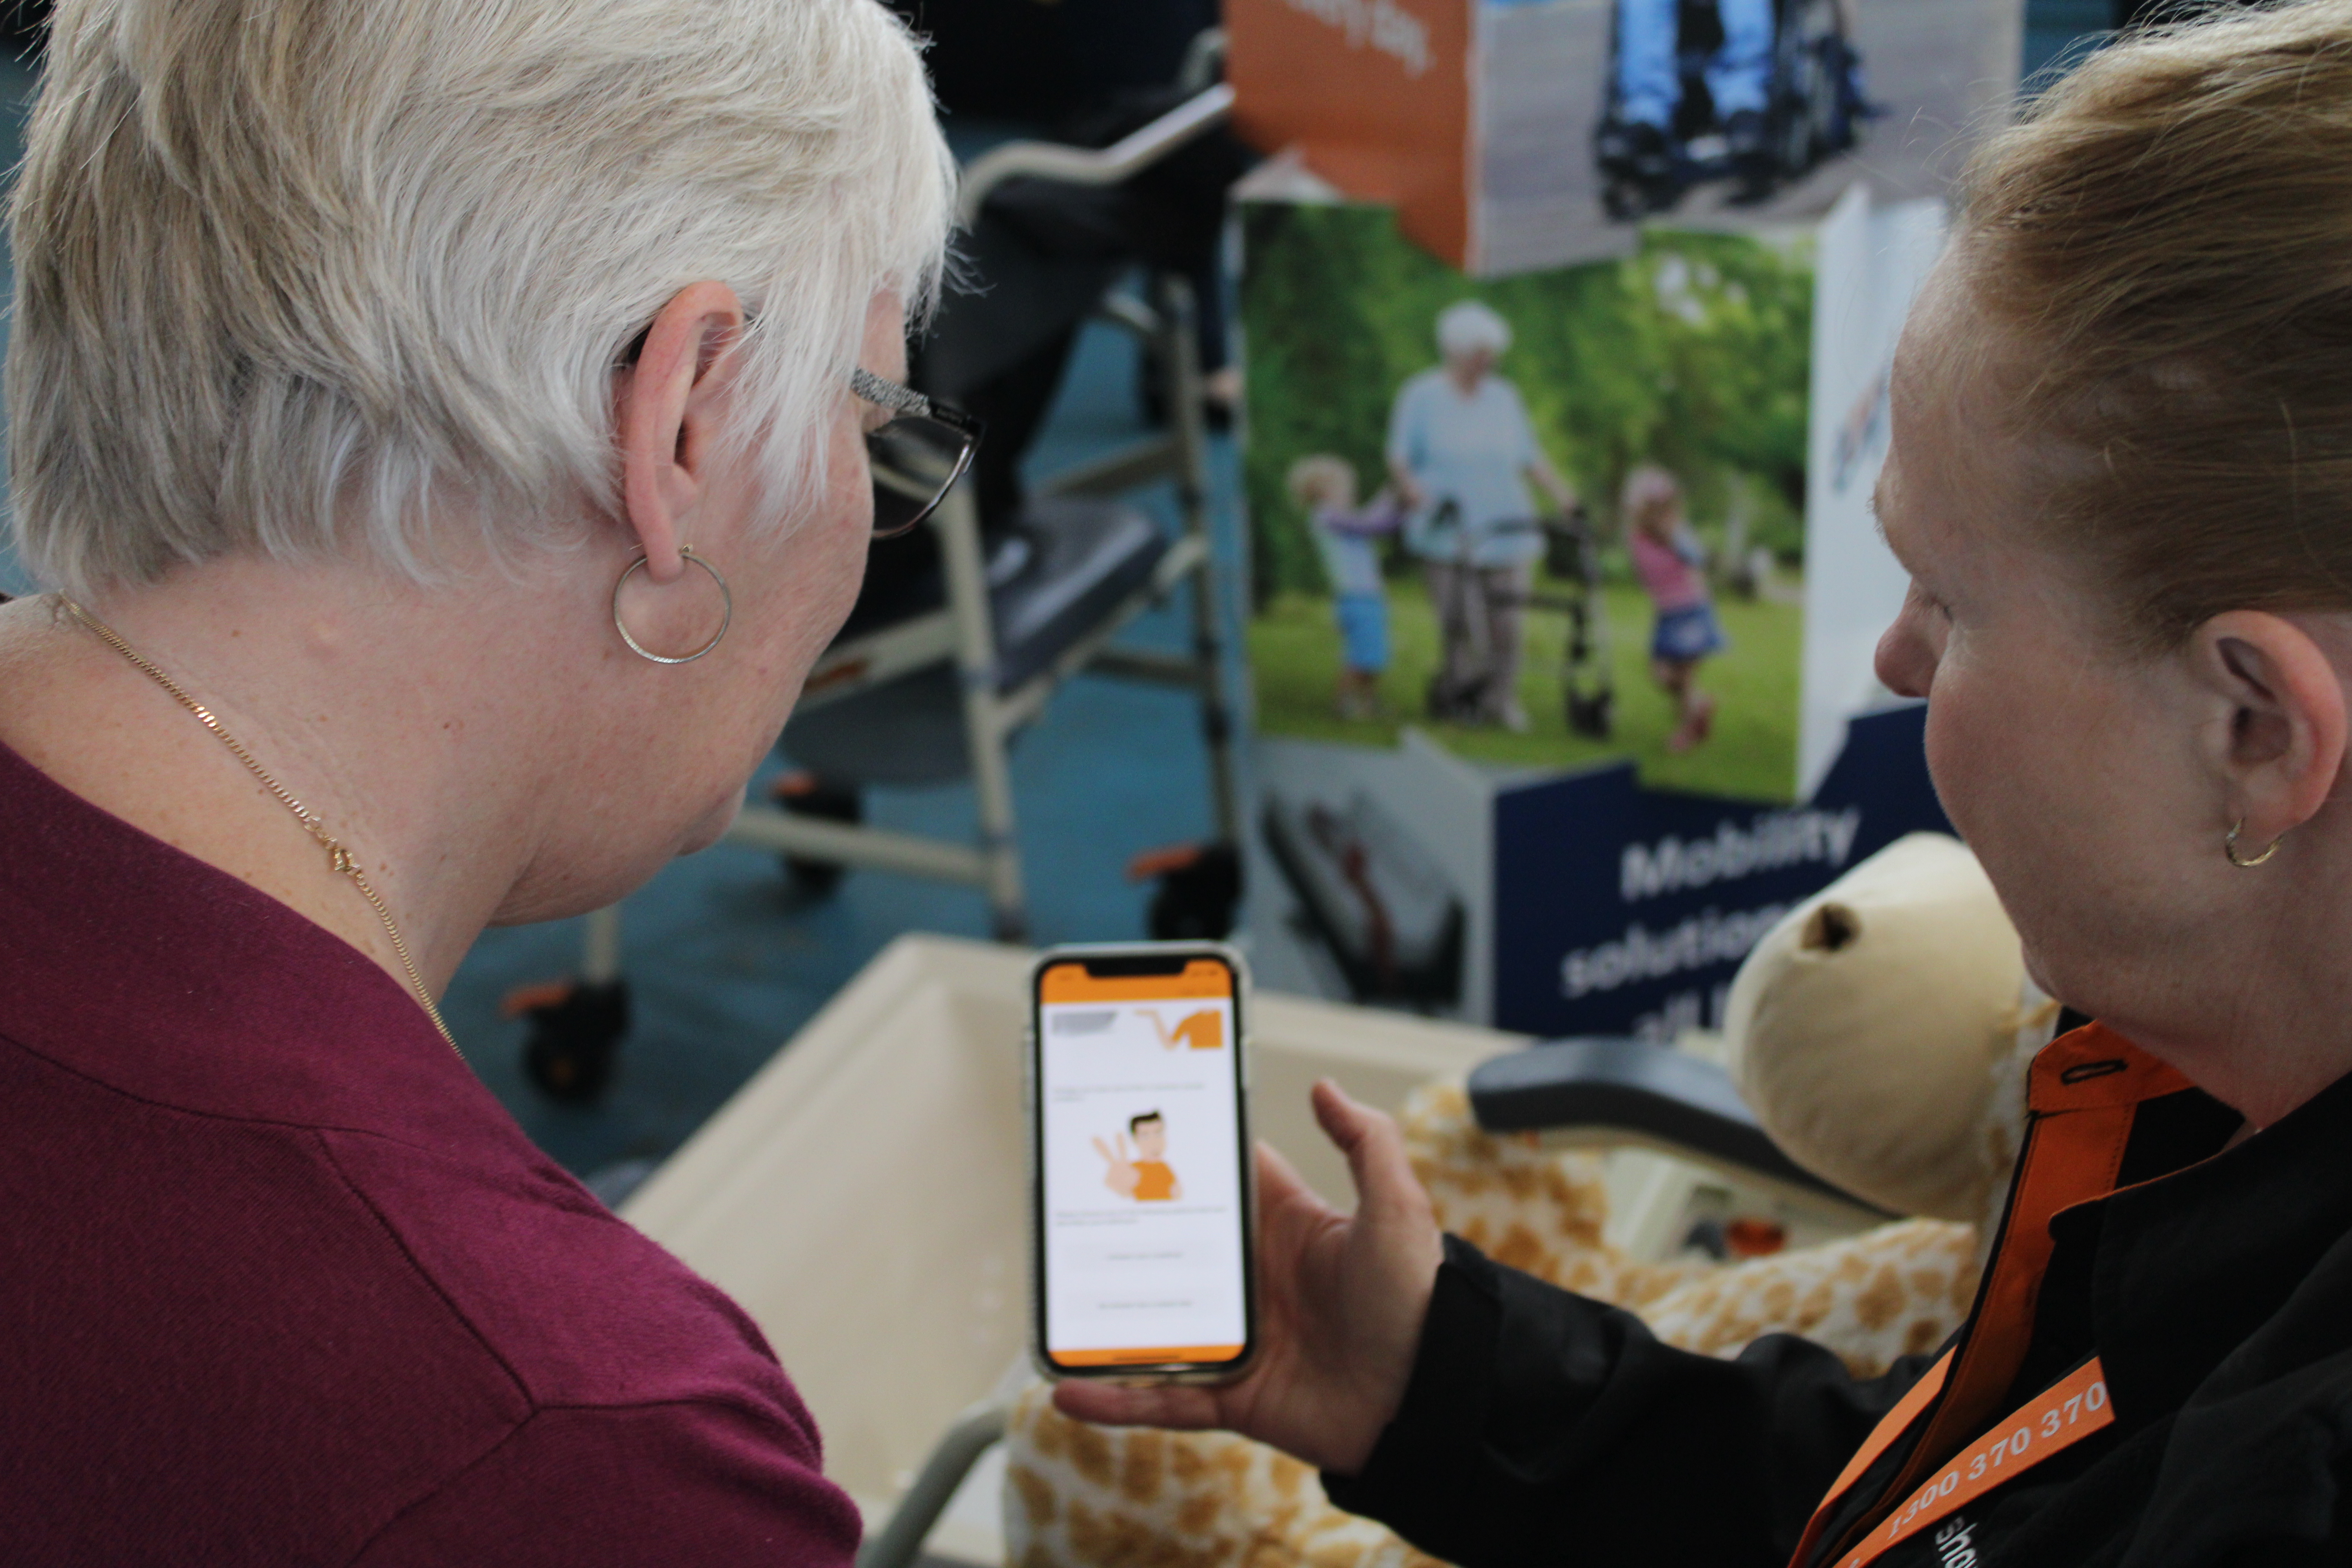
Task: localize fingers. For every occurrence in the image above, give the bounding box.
[1310,1079,1425,1221]
[1052,1378,1223,1432]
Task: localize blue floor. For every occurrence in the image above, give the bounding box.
[0,7,2114,1189]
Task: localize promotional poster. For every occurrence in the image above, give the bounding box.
[1239,180,1954,1034]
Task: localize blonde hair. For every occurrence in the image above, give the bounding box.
[1286,454,1356,509]
[8,0,956,595]
[1620,464,1682,532]
[1957,0,2352,650]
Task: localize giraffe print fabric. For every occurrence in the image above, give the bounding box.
[1004,1080,1983,1568]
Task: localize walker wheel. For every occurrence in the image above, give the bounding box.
[769,770,862,896]
[1130,840,1242,941]
[1567,688,1615,740]
[1426,671,1490,726]
[505,978,631,1102]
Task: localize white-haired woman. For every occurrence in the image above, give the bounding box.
[1387,299,1579,732]
[1069,4,2352,1563]
[0,0,964,1559]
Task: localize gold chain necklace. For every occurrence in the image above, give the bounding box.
[59,597,463,1058]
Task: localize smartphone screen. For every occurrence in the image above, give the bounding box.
[1032,949,1253,1377]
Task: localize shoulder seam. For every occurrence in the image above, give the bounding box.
[534,1390,823,1456]
[343,1407,545,1566]
[0,1027,461,1158]
[310,1128,536,1408]
[341,1397,830,1566]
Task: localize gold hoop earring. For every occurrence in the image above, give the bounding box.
[2225,817,2282,869]
[612,546,731,665]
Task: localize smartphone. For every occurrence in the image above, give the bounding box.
[1029,942,1256,1384]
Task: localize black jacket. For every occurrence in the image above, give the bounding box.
[1324,1033,2352,1567]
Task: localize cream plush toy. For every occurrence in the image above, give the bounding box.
[1004,832,2042,1568]
[1724,831,2042,1236]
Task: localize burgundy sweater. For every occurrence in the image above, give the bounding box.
[0,739,860,1564]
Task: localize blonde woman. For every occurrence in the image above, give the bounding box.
[0,0,962,1559]
[1067,6,2352,1563]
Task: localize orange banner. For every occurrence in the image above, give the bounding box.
[1038,960,1234,1005]
[1226,0,1472,268]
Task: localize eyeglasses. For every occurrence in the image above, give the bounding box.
[851,368,984,539]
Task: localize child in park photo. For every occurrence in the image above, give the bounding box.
[1285,454,1405,722]
[1622,465,1725,753]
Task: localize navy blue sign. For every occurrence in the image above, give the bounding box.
[1492,705,1950,1040]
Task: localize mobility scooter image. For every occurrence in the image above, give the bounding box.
[1593,0,1870,221]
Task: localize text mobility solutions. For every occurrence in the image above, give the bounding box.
[1494,705,1949,1040]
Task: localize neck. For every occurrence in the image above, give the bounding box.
[2081,821,2352,1131]
[0,552,597,1000]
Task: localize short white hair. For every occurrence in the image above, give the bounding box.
[8,0,956,595]
[1435,299,1512,360]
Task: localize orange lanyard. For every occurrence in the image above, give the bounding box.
[1785,1025,2190,1568]
[1832,1357,2114,1568]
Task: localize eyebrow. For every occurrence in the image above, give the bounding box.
[1869,474,1899,555]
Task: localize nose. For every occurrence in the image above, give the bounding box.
[1875,603,1933,700]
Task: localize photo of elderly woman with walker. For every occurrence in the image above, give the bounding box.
[1068,4,2352,1561]
[1387,301,1581,732]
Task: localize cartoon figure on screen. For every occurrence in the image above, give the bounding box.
[1145,1009,1222,1052]
[1094,1112,1182,1202]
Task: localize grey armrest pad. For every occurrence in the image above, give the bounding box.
[1467,1039,1885,1211]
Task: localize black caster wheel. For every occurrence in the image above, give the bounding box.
[1131,841,1243,941]
[769,770,861,896]
[1426,672,1490,726]
[506,978,630,1102]
[1567,689,1615,740]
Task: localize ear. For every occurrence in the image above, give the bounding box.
[614,281,746,586]
[2187,610,2350,846]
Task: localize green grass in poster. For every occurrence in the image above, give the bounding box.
[1251,575,1804,801]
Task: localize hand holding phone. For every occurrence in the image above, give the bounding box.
[1050,1078,1445,1477]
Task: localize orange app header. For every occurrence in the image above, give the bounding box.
[1038,958,1234,1005]
[1051,1344,1245,1367]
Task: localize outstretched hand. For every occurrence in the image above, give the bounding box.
[1052,1080,1443,1476]
[1094,1133,1139,1199]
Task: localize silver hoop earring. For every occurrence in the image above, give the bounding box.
[2225,817,2282,869]
[612,546,731,664]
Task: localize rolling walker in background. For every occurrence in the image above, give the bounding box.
[1425,502,1616,740]
[507,82,1250,1099]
